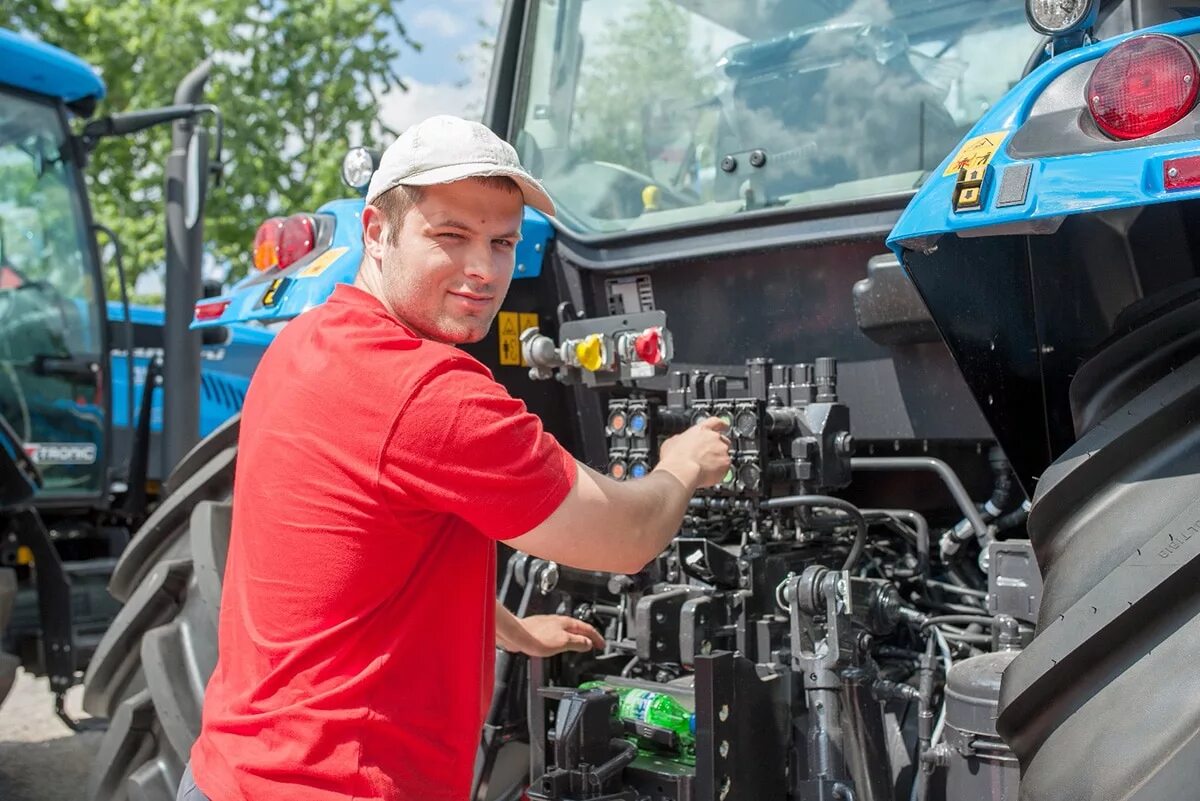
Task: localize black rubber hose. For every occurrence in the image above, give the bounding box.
[919,614,994,630]
[985,446,1016,518]
[925,579,987,600]
[864,509,930,580]
[940,631,992,646]
[851,457,988,540]
[1022,35,1052,77]
[761,495,867,570]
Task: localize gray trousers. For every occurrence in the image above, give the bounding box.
[176,764,211,801]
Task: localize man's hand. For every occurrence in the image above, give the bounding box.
[505,614,606,657]
[656,416,731,489]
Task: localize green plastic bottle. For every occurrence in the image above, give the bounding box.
[580,681,696,763]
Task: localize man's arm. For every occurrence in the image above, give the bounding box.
[508,418,730,574]
[495,600,605,656]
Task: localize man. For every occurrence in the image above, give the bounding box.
[183,115,730,801]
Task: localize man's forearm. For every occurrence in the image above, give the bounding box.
[624,468,695,556]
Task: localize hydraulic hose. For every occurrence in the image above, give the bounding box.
[984,447,1016,519]
[850,457,988,541]
[760,495,867,570]
[864,509,930,580]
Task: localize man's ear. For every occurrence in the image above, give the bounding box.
[361,204,388,265]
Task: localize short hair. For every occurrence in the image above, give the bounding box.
[370,176,521,244]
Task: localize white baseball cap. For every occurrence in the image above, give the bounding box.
[365,115,555,216]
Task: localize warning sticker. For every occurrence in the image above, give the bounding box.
[943,131,1009,177]
[298,246,349,277]
[259,277,290,308]
[498,311,522,366]
[497,311,540,366]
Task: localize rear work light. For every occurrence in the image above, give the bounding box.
[1087,34,1199,140]
[253,217,284,271]
[277,214,316,269]
[194,299,230,321]
[253,214,317,271]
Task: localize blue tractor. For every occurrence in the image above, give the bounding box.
[888,0,1200,796]
[0,29,264,722]
[82,0,1200,799]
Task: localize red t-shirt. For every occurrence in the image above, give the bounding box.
[191,284,576,800]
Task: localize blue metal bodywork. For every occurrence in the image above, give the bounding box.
[0,28,105,104]
[889,18,1200,251]
[193,200,555,328]
[107,302,271,437]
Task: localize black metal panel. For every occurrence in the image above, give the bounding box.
[693,652,789,801]
[556,237,992,447]
[905,200,1200,496]
[904,236,1049,495]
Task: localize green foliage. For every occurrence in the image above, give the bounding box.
[2,0,418,296]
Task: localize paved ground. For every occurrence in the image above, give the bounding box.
[0,670,101,801]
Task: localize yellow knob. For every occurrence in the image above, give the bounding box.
[575,334,606,372]
[642,185,661,212]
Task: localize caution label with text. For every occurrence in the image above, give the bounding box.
[497,311,540,366]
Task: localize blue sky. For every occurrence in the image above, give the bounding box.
[378,0,501,132]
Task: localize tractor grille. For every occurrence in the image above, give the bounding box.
[200,373,247,412]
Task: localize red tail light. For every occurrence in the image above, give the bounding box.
[194,299,231,321]
[278,214,316,269]
[1087,34,1199,140]
[253,217,284,271]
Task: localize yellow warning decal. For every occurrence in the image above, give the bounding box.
[497,311,540,366]
[498,311,522,366]
[943,131,1009,177]
[298,246,350,278]
[260,278,287,307]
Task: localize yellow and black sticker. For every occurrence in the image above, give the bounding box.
[952,165,990,213]
[260,277,290,308]
[943,131,1009,177]
[298,247,349,278]
[497,311,540,366]
[497,311,522,366]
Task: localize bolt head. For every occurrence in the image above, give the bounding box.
[720,155,738,173]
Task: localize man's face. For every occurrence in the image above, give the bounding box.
[362,180,524,344]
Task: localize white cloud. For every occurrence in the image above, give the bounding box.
[413,7,466,38]
[377,75,486,134]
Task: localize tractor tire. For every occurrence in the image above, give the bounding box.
[996,327,1200,799]
[82,416,239,801]
[0,566,19,709]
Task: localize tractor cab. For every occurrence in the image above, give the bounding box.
[0,30,110,503]
[0,28,247,719]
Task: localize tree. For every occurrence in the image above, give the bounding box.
[1,0,419,295]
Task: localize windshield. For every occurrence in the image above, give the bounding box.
[0,87,105,495]
[514,0,1041,235]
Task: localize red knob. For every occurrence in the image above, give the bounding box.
[634,327,663,365]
